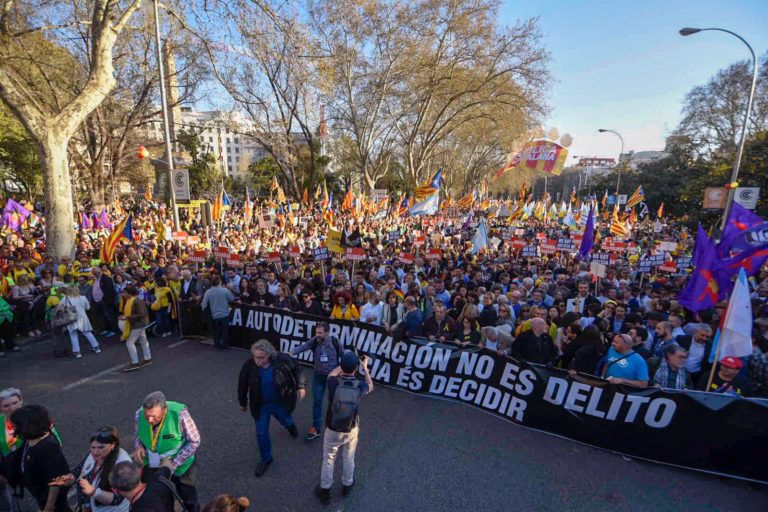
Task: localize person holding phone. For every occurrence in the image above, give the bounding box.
[315,352,373,505]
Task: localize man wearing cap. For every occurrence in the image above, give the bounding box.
[697,357,751,396]
[315,351,373,505]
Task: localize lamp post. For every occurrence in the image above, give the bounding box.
[680,27,759,230]
[152,0,180,231]
[598,128,624,197]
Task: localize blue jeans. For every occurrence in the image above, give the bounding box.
[312,373,328,431]
[256,403,295,462]
[156,308,172,334]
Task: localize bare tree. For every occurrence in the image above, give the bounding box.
[310,0,402,191]
[0,0,143,257]
[679,54,767,157]
[388,0,549,186]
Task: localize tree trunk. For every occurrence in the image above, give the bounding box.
[90,173,107,210]
[40,133,75,259]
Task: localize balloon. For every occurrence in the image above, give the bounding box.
[138,146,149,159]
[559,133,573,147]
[547,127,560,141]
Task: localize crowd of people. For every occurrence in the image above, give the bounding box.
[1,194,768,508]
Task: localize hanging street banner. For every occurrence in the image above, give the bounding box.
[219,304,768,484]
[509,140,569,176]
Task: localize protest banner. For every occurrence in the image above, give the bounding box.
[221,305,768,484]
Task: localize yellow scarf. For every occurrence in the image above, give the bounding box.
[121,296,135,341]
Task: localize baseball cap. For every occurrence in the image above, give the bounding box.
[340,351,359,373]
[720,357,743,369]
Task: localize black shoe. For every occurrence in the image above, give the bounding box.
[315,486,331,505]
[288,425,298,438]
[254,460,272,478]
[342,482,354,497]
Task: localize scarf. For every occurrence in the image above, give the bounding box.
[653,358,687,390]
[121,296,136,341]
[0,298,12,325]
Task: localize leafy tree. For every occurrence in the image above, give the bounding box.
[177,129,222,198]
[0,105,40,197]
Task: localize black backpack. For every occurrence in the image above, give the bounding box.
[329,377,362,433]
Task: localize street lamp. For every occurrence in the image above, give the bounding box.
[152,0,180,231]
[598,128,624,196]
[680,27,759,230]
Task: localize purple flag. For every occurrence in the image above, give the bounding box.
[578,207,594,259]
[678,230,721,311]
[2,199,30,231]
[717,203,764,257]
[80,212,92,230]
[98,209,112,229]
[711,243,768,296]
[692,224,710,268]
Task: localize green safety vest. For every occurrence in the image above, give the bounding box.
[137,401,195,476]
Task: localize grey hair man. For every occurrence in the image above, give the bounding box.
[132,391,201,512]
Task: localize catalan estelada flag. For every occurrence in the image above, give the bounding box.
[413,169,443,203]
[99,215,133,264]
[609,206,629,237]
[244,187,253,225]
[626,186,645,209]
[212,189,231,222]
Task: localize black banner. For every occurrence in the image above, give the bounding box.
[226,304,768,483]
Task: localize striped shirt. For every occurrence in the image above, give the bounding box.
[133,407,201,472]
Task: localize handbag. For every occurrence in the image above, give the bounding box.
[51,298,78,328]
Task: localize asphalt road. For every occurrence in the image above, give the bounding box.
[2,333,766,512]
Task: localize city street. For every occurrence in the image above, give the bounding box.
[2,334,765,512]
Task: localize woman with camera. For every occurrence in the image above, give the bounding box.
[49,427,130,512]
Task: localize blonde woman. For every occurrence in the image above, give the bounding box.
[61,286,101,359]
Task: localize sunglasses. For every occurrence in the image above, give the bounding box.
[91,430,115,443]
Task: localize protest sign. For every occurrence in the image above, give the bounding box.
[265,251,281,263]
[312,247,329,261]
[522,245,539,257]
[539,239,558,255]
[214,246,230,259]
[346,248,367,261]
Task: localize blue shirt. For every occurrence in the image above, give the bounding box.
[604,347,649,382]
[259,366,280,404]
[403,308,424,337]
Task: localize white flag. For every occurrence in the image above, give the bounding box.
[718,268,753,360]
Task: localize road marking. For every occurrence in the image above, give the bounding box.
[62,363,126,391]
[168,339,188,348]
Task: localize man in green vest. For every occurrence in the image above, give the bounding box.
[132,391,201,512]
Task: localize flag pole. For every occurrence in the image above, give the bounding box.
[705,336,723,392]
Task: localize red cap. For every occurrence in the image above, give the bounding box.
[720,357,743,369]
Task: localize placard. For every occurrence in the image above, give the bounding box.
[389,230,400,242]
[556,238,577,252]
[172,231,188,241]
[413,236,426,247]
[226,254,242,267]
[214,246,230,259]
[590,262,607,277]
[187,250,208,263]
[658,241,678,252]
[425,248,442,260]
[397,252,415,265]
[676,256,693,269]
[511,239,526,251]
[345,248,367,261]
[539,239,558,255]
[592,252,610,265]
[288,246,302,259]
[265,251,281,263]
[659,261,677,273]
[312,247,329,261]
[522,245,539,257]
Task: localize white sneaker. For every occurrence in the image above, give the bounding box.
[74,352,82,359]
[94,347,102,354]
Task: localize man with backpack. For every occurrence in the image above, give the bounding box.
[290,322,343,441]
[315,351,373,505]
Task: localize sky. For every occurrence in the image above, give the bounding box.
[499,0,768,163]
